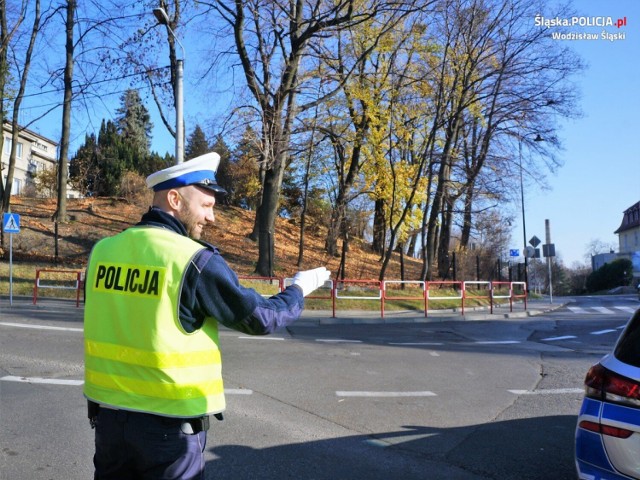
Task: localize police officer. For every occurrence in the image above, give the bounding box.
[84,152,330,479]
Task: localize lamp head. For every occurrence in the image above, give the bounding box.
[153,7,169,25]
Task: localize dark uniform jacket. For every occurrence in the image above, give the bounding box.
[137,207,304,334]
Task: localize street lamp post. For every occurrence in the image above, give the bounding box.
[518,139,529,294]
[153,8,185,164]
[518,133,544,296]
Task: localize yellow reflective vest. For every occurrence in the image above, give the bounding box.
[83,226,225,418]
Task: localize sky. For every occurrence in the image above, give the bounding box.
[149,0,640,268]
[509,0,640,267]
[17,0,640,269]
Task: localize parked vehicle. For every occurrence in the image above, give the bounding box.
[575,307,640,479]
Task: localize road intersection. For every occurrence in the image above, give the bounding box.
[1,294,638,479]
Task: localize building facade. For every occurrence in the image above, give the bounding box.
[2,121,59,197]
[614,200,640,282]
[591,251,617,272]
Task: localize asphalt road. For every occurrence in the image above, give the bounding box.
[1,295,638,479]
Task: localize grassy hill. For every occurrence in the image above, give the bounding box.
[1,196,423,283]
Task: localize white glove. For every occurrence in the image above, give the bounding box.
[292,267,331,297]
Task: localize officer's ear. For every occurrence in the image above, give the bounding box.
[166,189,183,211]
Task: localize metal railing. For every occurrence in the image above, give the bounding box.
[33,269,83,307]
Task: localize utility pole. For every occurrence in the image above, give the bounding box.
[545,219,553,303]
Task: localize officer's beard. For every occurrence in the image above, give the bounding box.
[177,200,203,240]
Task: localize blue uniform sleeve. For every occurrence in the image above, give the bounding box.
[180,248,304,335]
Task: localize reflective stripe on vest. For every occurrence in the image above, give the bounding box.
[83,226,225,418]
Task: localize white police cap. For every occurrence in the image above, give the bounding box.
[145,152,227,194]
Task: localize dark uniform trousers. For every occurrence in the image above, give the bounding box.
[90,403,209,480]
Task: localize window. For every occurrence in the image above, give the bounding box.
[3,137,23,158]
[11,178,21,195]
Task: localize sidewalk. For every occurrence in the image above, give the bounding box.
[0,295,567,326]
[297,297,567,325]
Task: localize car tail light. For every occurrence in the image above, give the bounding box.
[578,420,634,439]
[585,363,640,408]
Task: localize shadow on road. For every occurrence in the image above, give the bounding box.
[206,415,577,480]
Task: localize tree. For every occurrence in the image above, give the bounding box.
[207,0,421,276]
[411,0,582,280]
[1,0,40,215]
[94,120,127,196]
[185,125,210,160]
[69,119,130,197]
[32,167,58,198]
[68,133,98,197]
[115,89,153,161]
[220,128,261,209]
[0,0,28,197]
[584,238,617,262]
[209,134,232,205]
[586,258,634,293]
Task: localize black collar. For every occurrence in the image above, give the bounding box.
[136,207,188,236]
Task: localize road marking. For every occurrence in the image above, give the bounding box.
[541,335,577,341]
[364,438,390,448]
[336,391,437,397]
[1,376,83,386]
[474,340,521,345]
[316,339,363,344]
[593,307,616,314]
[568,307,588,314]
[429,351,440,357]
[0,322,83,332]
[567,306,636,315]
[0,376,255,395]
[590,329,617,335]
[238,336,285,341]
[616,306,637,314]
[388,342,444,346]
[364,431,439,448]
[508,388,583,395]
[225,389,253,395]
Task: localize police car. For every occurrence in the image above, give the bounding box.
[575,307,640,479]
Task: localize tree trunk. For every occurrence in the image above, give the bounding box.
[56,0,75,224]
[248,150,267,241]
[337,230,349,280]
[459,182,474,248]
[325,200,345,257]
[437,197,453,278]
[407,233,418,259]
[254,150,286,276]
[398,241,405,282]
[297,150,312,266]
[372,198,386,255]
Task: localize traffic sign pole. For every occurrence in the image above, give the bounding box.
[546,219,553,304]
[9,232,13,305]
[3,213,20,306]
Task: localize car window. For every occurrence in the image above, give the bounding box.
[614,309,640,367]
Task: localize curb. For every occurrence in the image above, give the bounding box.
[296,300,569,326]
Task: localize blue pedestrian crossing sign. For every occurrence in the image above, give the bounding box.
[3,213,20,233]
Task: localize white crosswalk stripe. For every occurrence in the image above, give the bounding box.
[616,306,637,314]
[593,306,616,314]
[568,306,588,314]
[568,305,637,315]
